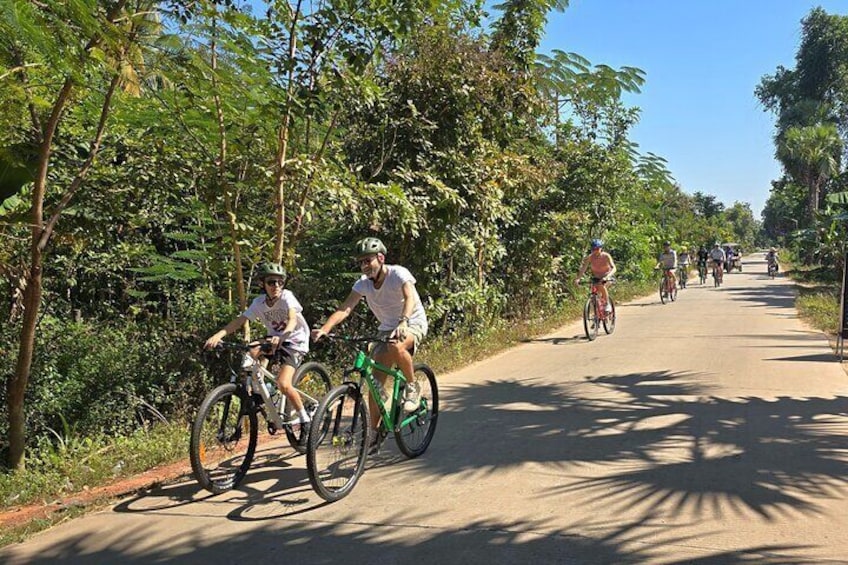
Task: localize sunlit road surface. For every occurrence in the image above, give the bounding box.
[3,255,847,564]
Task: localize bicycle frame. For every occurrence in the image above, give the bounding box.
[588,282,608,317]
[346,350,425,433]
[234,354,322,429]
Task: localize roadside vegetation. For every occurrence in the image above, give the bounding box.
[789,263,840,337]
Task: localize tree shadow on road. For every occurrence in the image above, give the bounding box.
[521,335,585,345]
[1,509,811,565]
[408,370,848,528]
[722,287,796,310]
[112,443,323,520]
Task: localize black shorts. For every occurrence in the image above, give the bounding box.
[270,347,304,370]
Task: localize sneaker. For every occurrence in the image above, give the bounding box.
[402,382,421,413]
[604,303,612,313]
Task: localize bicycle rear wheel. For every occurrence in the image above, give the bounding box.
[583,297,599,340]
[285,362,332,453]
[190,383,257,494]
[307,383,370,502]
[603,298,616,334]
[396,364,439,458]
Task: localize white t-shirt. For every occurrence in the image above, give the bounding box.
[709,248,726,262]
[242,290,309,353]
[658,250,677,269]
[353,265,428,332]
[677,253,690,266]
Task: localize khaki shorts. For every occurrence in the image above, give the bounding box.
[371,324,426,356]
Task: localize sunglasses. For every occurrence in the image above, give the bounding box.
[265,279,285,286]
[357,256,377,266]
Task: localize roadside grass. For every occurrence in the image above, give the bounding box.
[0,503,97,547]
[788,263,839,336]
[796,286,839,335]
[0,423,186,513]
[0,277,656,545]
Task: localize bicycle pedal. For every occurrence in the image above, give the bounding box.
[267,422,278,435]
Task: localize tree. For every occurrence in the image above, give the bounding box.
[1,0,160,470]
[779,124,842,223]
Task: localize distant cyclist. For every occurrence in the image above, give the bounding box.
[676,247,691,288]
[696,245,709,278]
[655,241,678,289]
[709,243,726,279]
[766,247,779,273]
[575,239,617,313]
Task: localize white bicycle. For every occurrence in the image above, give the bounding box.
[190,339,331,494]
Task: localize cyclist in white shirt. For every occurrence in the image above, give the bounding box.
[313,238,428,442]
[709,243,726,279]
[655,241,678,289]
[205,262,312,435]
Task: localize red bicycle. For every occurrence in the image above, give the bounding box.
[658,268,677,304]
[583,278,616,341]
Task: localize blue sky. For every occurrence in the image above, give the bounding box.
[532,0,848,218]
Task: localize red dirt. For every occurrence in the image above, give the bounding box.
[0,459,192,531]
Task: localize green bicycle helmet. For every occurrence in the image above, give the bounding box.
[255,262,286,280]
[355,237,387,257]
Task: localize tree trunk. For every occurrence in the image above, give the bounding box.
[272,0,303,265]
[7,253,43,469]
[211,14,248,338]
[6,70,73,469]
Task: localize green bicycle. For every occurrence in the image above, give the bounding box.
[306,335,438,502]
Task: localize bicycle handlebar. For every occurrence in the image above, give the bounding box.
[212,337,294,353]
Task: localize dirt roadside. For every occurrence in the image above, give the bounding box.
[0,459,192,533]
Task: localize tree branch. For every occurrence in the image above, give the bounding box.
[38,74,120,252]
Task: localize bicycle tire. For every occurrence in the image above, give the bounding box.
[307,383,370,502]
[603,298,616,334]
[583,297,599,340]
[190,383,257,494]
[285,362,332,453]
[395,364,439,458]
[659,280,667,304]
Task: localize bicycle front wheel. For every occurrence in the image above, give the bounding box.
[659,280,667,304]
[583,297,599,340]
[396,364,439,458]
[190,383,257,494]
[307,383,370,502]
[285,361,332,453]
[603,298,616,334]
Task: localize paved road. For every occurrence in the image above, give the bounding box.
[3,256,848,564]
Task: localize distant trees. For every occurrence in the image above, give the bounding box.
[757,7,848,263]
